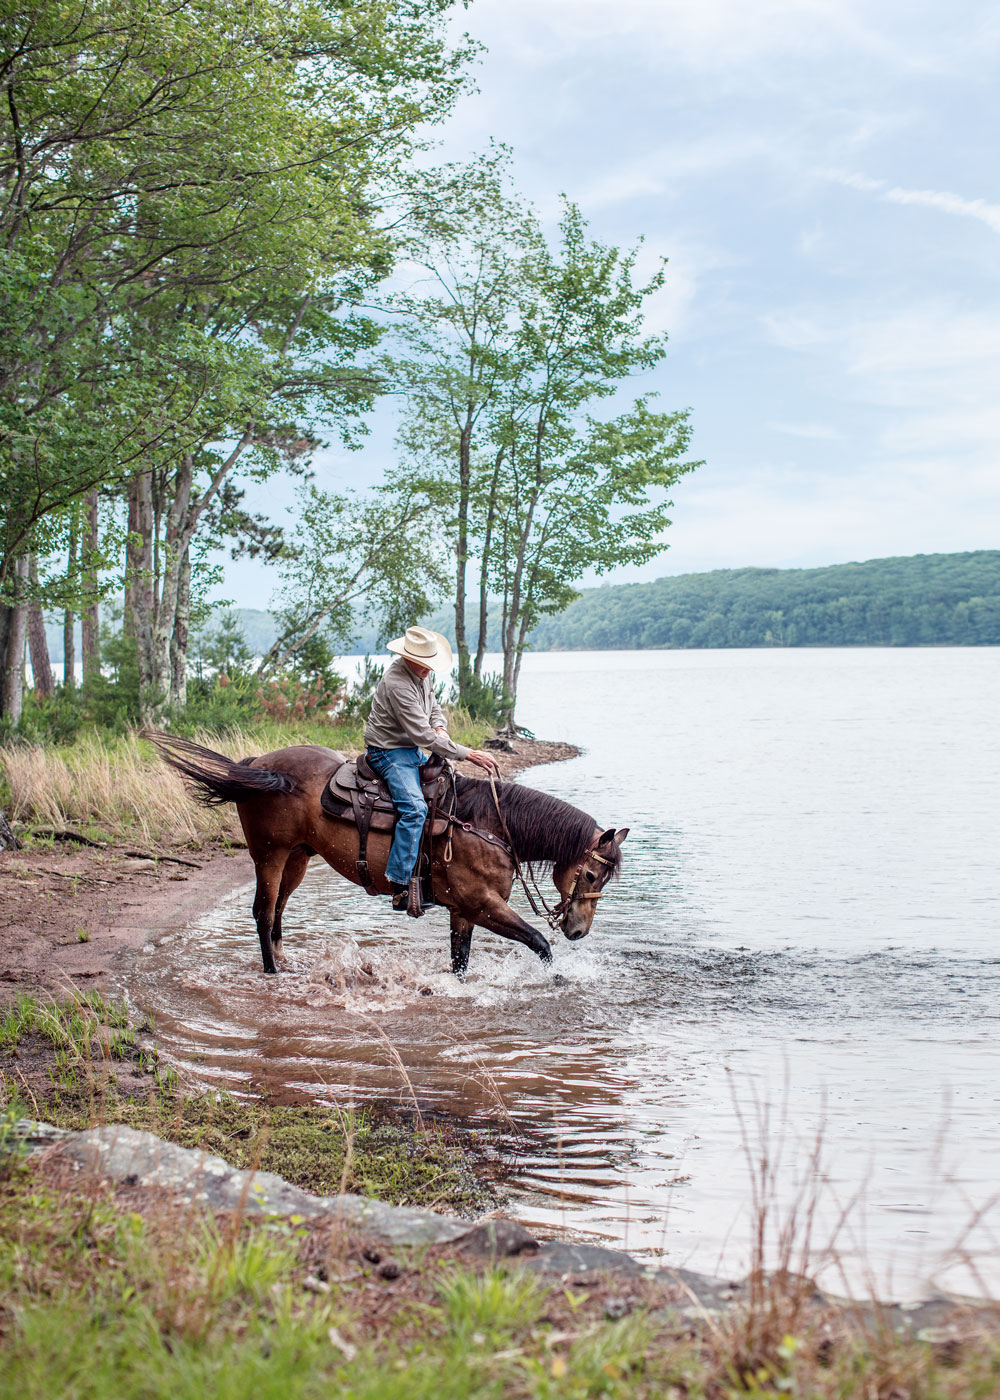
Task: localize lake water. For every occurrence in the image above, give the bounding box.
[117,648,1000,1298]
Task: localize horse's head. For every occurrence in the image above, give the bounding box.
[554,827,629,940]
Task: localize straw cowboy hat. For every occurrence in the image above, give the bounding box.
[386,626,454,672]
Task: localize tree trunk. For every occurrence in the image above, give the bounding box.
[126,471,157,717]
[0,807,20,851]
[0,557,30,722]
[169,545,191,708]
[500,431,546,707]
[454,415,472,697]
[0,604,11,720]
[80,488,101,682]
[508,611,533,724]
[474,449,504,679]
[63,514,77,689]
[26,556,54,698]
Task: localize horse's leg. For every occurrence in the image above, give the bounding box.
[252,850,288,974]
[449,913,474,979]
[272,844,312,945]
[470,896,553,965]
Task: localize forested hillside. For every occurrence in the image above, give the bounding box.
[46,551,988,663]
[530,552,1000,650]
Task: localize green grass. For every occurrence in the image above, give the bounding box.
[0,989,132,1058]
[1,1165,999,1399]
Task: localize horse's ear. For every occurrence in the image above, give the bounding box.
[614,827,629,844]
[599,827,628,847]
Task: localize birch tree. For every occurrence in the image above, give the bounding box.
[385,154,535,701]
[485,205,699,716]
[391,196,700,722]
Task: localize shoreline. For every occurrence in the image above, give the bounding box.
[0,735,580,1006]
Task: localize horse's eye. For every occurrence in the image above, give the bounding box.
[585,870,596,883]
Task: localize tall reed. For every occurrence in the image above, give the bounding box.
[0,729,251,846]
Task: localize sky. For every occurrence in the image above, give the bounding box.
[218,0,1000,609]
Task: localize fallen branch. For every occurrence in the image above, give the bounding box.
[121,850,202,869]
[31,828,106,848]
[29,829,202,868]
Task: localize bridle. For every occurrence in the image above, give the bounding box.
[485,774,615,932]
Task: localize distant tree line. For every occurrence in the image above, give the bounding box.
[529,552,1000,650]
[159,551,997,662]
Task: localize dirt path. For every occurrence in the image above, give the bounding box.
[0,737,579,1006]
[0,844,250,1004]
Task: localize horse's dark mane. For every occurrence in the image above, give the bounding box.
[455,775,622,875]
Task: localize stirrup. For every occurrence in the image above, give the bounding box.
[406,875,424,919]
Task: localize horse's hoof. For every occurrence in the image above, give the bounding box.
[262,964,278,975]
[551,972,568,986]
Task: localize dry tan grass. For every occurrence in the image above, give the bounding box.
[0,729,253,847]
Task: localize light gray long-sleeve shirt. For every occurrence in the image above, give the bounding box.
[364,657,470,760]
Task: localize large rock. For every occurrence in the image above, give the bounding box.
[525,1242,646,1278]
[11,1119,527,1252]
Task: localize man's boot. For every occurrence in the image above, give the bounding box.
[390,882,408,912]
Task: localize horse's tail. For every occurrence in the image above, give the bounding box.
[144,731,297,807]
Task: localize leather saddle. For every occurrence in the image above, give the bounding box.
[320,752,456,895]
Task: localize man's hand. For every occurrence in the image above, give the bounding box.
[466,748,501,775]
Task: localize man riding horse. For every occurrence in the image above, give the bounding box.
[364,627,500,916]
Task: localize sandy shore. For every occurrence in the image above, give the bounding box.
[0,736,579,1006]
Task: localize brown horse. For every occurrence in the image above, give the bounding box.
[150,734,628,977]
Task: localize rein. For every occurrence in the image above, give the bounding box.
[485,774,611,932]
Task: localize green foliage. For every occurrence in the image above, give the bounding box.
[0,0,475,569]
[172,676,263,733]
[451,667,511,726]
[387,171,698,720]
[193,611,256,680]
[529,550,1000,650]
[0,0,477,727]
[339,657,387,723]
[266,484,448,666]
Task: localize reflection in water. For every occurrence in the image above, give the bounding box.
[116,649,1000,1299]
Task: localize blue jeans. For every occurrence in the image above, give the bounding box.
[366,747,428,885]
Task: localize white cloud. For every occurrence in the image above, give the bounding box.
[577,134,776,209]
[638,451,1000,579]
[884,186,1000,234]
[824,169,1000,235]
[757,299,1000,532]
[760,312,830,350]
